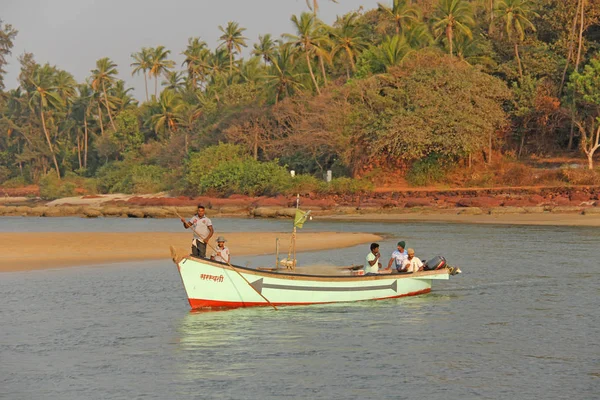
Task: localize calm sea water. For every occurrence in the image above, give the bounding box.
[1,217,599,399]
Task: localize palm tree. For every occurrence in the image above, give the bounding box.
[283,12,323,95]
[91,57,118,130]
[130,47,152,101]
[111,80,137,112]
[252,34,276,65]
[53,70,77,105]
[28,64,62,178]
[150,89,185,137]
[377,35,413,70]
[306,0,338,16]
[404,22,434,49]
[377,0,421,35]
[218,21,248,74]
[162,71,185,92]
[265,43,304,103]
[432,0,475,56]
[331,13,369,75]
[496,0,538,80]
[149,46,175,98]
[182,37,208,89]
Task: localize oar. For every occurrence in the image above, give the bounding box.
[173,210,278,311]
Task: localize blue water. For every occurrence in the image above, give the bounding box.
[1,217,599,399]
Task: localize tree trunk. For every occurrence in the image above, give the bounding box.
[587,152,594,169]
[77,135,82,169]
[84,114,89,168]
[518,132,526,159]
[144,73,149,102]
[97,103,105,136]
[154,77,158,99]
[306,51,321,95]
[102,82,117,131]
[488,131,493,164]
[559,0,581,95]
[40,108,60,179]
[447,25,453,56]
[253,129,258,161]
[514,42,523,80]
[319,55,328,85]
[575,0,585,70]
[345,46,356,72]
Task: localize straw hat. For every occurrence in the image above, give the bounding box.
[216,236,227,242]
[407,248,415,255]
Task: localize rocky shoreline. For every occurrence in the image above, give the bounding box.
[1,185,599,219]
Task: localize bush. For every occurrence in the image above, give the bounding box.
[1,176,30,188]
[191,158,291,196]
[406,155,449,186]
[96,162,169,194]
[39,174,78,200]
[286,174,323,195]
[0,166,11,184]
[559,167,600,185]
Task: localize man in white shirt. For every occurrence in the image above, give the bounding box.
[364,243,382,275]
[180,204,214,258]
[401,248,424,273]
[387,241,408,272]
[211,236,230,263]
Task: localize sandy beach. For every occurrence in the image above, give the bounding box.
[0,231,381,273]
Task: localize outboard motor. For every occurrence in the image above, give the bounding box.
[424,255,447,270]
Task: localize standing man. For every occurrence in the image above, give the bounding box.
[387,241,408,272]
[364,243,382,275]
[181,204,214,258]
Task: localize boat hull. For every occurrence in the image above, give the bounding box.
[175,256,449,309]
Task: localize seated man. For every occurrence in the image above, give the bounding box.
[401,248,424,273]
[363,242,382,275]
[387,241,408,273]
[210,236,230,263]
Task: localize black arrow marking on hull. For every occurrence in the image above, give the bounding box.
[250,278,398,294]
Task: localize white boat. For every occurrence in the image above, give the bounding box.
[171,253,453,310]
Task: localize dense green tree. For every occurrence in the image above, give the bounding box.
[284,13,324,94]
[0,20,18,91]
[330,13,369,75]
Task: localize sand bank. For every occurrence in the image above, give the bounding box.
[0,231,381,273]
[321,212,600,226]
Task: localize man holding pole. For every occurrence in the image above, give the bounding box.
[181,204,214,258]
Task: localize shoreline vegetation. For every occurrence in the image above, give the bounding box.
[2,2,600,209]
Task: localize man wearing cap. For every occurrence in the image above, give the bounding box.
[401,248,424,273]
[181,204,214,258]
[210,236,230,263]
[387,241,408,272]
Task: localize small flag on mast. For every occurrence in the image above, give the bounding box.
[294,209,311,228]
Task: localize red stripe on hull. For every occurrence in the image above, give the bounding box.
[188,288,431,310]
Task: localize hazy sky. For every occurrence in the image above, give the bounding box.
[3,0,380,98]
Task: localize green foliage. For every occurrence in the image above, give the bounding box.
[1,175,30,188]
[319,177,374,195]
[96,161,168,194]
[405,154,449,186]
[0,166,10,184]
[287,174,323,194]
[113,109,143,153]
[39,174,77,200]
[193,158,291,197]
[185,143,250,191]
